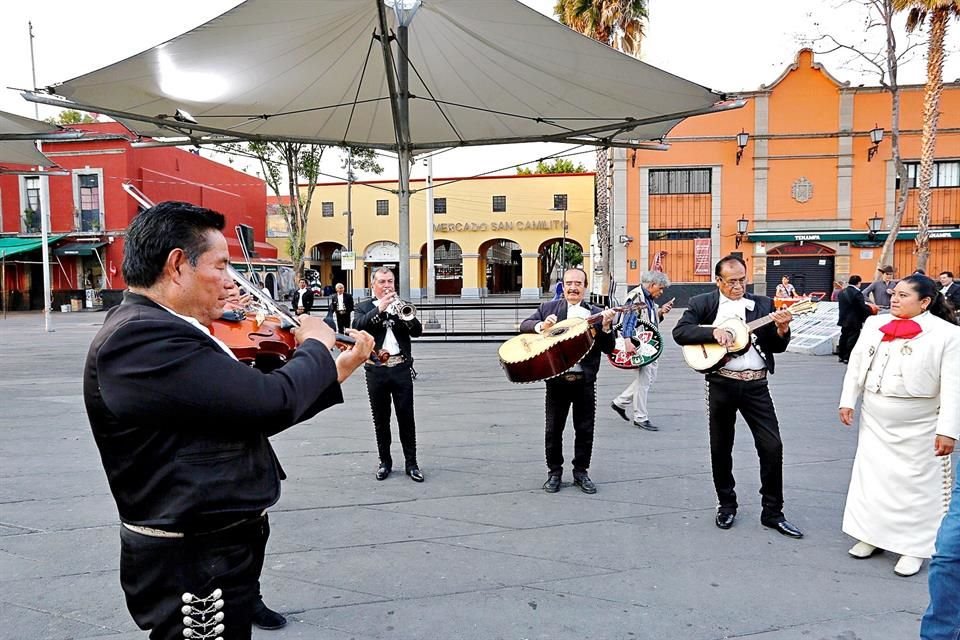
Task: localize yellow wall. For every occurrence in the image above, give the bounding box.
[301,172,595,296]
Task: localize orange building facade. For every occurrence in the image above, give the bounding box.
[622,49,960,298]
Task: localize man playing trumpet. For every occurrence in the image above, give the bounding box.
[353,267,425,482]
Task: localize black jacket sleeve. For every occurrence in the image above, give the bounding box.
[672,296,719,346]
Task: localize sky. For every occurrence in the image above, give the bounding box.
[2,0,958,186]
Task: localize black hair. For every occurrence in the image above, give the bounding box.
[848,274,862,286]
[901,274,957,324]
[714,255,746,277]
[914,268,926,275]
[122,201,225,288]
[941,271,955,279]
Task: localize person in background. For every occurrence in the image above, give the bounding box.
[521,268,616,494]
[292,278,314,315]
[837,275,872,364]
[775,275,797,298]
[839,275,959,578]
[610,271,673,431]
[830,281,843,302]
[328,283,355,333]
[553,278,564,301]
[939,271,960,315]
[83,201,373,640]
[672,255,803,539]
[862,265,898,309]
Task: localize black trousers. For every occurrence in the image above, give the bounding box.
[837,323,862,361]
[334,311,351,334]
[544,376,596,476]
[364,361,417,470]
[118,515,269,640]
[706,376,784,523]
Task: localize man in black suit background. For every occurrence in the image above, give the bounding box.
[83,201,373,640]
[328,282,355,333]
[520,268,616,494]
[672,255,803,539]
[353,267,425,482]
[939,271,960,316]
[837,274,872,364]
[292,277,314,315]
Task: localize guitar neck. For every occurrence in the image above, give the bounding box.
[745,314,774,332]
[585,302,641,324]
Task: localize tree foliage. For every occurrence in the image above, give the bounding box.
[516,158,587,175]
[44,109,96,125]
[554,0,647,55]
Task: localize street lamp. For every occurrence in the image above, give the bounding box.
[867,213,883,240]
[735,216,749,248]
[736,130,749,165]
[867,125,884,161]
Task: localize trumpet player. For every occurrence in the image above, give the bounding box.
[353,267,425,482]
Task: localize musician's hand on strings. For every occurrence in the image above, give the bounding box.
[771,309,793,336]
[934,435,956,457]
[540,314,559,332]
[293,315,337,350]
[600,308,617,332]
[839,407,854,426]
[335,329,375,383]
[713,327,736,347]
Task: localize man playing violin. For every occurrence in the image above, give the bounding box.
[520,268,616,494]
[353,266,424,482]
[672,255,802,539]
[83,201,374,640]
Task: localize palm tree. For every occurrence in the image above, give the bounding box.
[555,0,647,298]
[892,0,960,271]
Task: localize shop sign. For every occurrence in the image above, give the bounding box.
[433,219,564,233]
[341,251,356,271]
[694,238,711,275]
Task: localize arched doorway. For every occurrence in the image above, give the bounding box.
[479,239,522,294]
[538,237,584,293]
[766,242,836,297]
[363,240,401,288]
[307,242,347,294]
[419,240,463,296]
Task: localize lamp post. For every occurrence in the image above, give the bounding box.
[735,216,749,248]
[867,213,883,240]
[551,198,568,278]
[736,130,749,165]
[867,125,884,161]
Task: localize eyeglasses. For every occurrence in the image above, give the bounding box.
[719,277,747,287]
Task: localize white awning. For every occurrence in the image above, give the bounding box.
[0,111,57,167]
[29,0,735,151]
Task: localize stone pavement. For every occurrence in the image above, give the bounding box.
[0,310,934,639]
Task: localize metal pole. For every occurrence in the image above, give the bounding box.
[39,166,53,332]
[561,206,567,274]
[424,155,440,328]
[2,254,6,320]
[396,24,411,301]
[28,22,39,120]
[346,150,354,295]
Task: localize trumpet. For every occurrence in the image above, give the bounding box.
[385,297,417,321]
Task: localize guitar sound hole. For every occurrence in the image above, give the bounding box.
[548,326,568,337]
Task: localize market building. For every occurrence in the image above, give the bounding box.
[620,48,960,299]
[280,172,596,299]
[0,122,277,311]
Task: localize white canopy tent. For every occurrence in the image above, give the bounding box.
[23,0,740,297]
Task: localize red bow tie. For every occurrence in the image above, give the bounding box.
[879,318,922,342]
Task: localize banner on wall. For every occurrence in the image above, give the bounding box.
[694,238,711,275]
[341,251,356,271]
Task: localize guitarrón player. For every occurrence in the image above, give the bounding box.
[519,268,616,494]
[672,255,803,539]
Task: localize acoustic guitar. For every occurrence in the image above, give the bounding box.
[499,303,640,383]
[680,299,817,373]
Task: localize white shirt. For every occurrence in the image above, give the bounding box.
[337,293,345,311]
[564,302,590,372]
[375,298,402,355]
[713,293,767,371]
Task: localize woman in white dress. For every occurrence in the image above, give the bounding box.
[839,275,960,577]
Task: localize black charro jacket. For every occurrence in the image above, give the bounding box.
[672,290,790,374]
[352,297,423,359]
[83,292,343,529]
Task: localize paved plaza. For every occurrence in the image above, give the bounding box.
[0,309,935,639]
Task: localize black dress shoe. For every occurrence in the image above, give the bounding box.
[610,402,629,422]
[252,600,287,630]
[715,511,736,529]
[406,466,424,482]
[543,474,562,493]
[762,518,804,539]
[573,474,597,494]
[376,464,391,481]
[633,419,659,432]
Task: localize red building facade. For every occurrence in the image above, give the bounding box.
[0,122,273,310]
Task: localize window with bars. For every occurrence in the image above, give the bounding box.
[376,200,389,216]
[553,193,568,210]
[649,168,712,195]
[902,161,960,189]
[434,197,447,214]
[22,176,41,233]
[77,173,101,232]
[321,201,334,217]
[492,195,507,212]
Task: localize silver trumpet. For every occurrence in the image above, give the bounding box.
[385,297,417,321]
